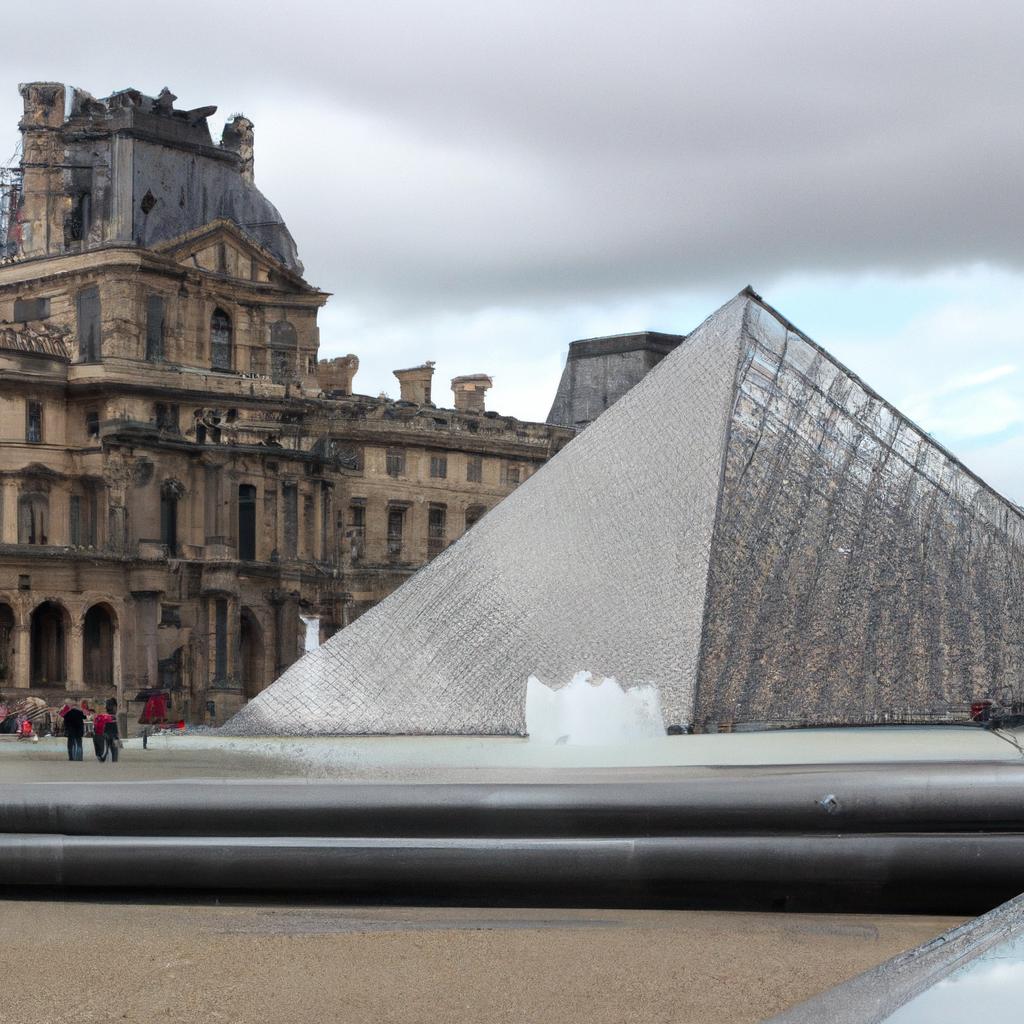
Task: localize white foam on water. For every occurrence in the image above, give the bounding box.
[525,671,666,745]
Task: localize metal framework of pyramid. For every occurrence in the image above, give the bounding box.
[225,290,1024,736]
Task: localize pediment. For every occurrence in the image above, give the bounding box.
[153,220,315,292]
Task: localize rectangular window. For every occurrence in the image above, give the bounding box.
[430,455,447,479]
[387,506,405,560]
[386,448,406,478]
[76,286,101,362]
[160,487,178,556]
[428,505,447,559]
[466,455,482,483]
[13,297,50,322]
[271,349,292,384]
[86,411,99,439]
[154,403,179,431]
[238,484,257,561]
[502,463,521,487]
[26,401,42,443]
[145,294,165,361]
[348,503,365,561]
[70,490,97,547]
[18,494,47,545]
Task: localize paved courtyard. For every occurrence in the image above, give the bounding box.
[0,900,959,1024]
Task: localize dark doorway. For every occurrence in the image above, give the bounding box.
[240,609,265,700]
[0,605,14,684]
[30,601,67,688]
[83,604,115,689]
[238,484,257,560]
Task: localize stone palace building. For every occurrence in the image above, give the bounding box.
[0,82,573,728]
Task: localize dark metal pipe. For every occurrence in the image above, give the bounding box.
[4,833,1024,906]
[4,765,1024,837]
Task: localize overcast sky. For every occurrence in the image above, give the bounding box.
[4,1,1024,498]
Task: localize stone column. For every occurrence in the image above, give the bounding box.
[1,481,18,543]
[67,620,84,692]
[132,592,160,689]
[12,623,30,690]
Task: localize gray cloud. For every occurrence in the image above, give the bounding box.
[1,1,1021,314]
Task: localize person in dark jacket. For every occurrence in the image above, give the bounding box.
[63,702,86,762]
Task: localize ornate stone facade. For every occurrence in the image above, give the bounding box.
[0,82,571,729]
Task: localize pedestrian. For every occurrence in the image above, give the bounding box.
[62,701,86,762]
[93,707,120,763]
[92,708,112,761]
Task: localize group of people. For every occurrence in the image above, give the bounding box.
[60,701,121,763]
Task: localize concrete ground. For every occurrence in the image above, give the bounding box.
[0,900,960,1024]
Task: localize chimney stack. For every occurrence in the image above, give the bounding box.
[317,354,359,396]
[393,362,435,405]
[451,374,493,414]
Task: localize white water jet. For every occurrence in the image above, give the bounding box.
[525,671,666,745]
[299,615,321,654]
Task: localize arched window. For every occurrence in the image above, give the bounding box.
[210,308,232,371]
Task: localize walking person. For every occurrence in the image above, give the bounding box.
[62,701,86,762]
[92,708,112,761]
[94,707,120,763]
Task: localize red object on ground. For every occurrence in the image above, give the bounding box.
[19,719,32,737]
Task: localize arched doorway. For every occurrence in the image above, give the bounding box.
[240,609,265,699]
[83,603,116,689]
[0,605,14,685]
[30,601,67,688]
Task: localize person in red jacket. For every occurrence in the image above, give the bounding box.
[93,708,120,763]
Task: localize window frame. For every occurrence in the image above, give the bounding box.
[25,400,43,444]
